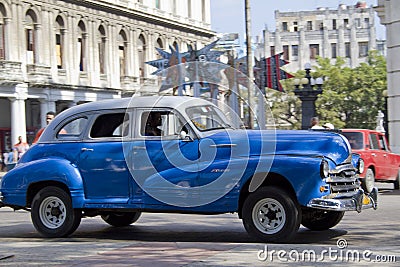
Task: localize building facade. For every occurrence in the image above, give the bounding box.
[376,0,400,153]
[0,0,214,152]
[257,2,378,73]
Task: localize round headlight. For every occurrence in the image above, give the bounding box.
[320,160,330,178]
[357,158,365,174]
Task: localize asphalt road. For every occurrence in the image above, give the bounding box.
[0,183,399,266]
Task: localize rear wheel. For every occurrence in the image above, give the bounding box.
[301,208,344,231]
[361,168,375,193]
[242,187,301,243]
[101,212,141,227]
[31,186,81,237]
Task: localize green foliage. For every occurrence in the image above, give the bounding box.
[269,51,387,129]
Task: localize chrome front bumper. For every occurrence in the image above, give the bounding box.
[307,187,378,212]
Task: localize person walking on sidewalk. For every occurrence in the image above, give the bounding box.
[33,111,56,144]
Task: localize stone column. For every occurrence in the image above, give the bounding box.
[10,83,28,145]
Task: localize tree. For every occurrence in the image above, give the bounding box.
[269,51,387,130]
[314,51,387,129]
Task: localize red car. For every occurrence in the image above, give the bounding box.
[342,129,400,192]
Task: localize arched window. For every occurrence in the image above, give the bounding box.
[118,30,128,77]
[98,25,106,74]
[156,38,163,59]
[77,20,87,72]
[0,3,7,60]
[55,16,65,69]
[138,34,146,78]
[25,10,38,64]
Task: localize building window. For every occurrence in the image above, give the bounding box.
[345,42,351,58]
[344,19,349,29]
[307,21,313,31]
[138,34,146,78]
[156,38,163,59]
[77,21,87,72]
[187,0,192,18]
[283,45,289,60]
[55,16,65,69]
[332,19,337,30]
[319,22,324,30]
[25,10,37,65]
[172,0,177,14]
[98,25,106,75]
[0,23,4,60]
[118,31,128,77]
[0,4,6,60]
[364,18,369,28]
[331,43,337,58]
[355,18,361,28]
[282,22,288,32]
[292,45,298,57]
[202,0,206,21]
[359,42,368,57]
[270,46,275,56]
[293,21,298,32]
[155,0,160,9]
[309,44,319,59]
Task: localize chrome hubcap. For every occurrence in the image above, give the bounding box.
[39,196,66,229]
[252,198,286,234]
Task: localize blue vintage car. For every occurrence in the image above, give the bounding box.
[0,96,377,242]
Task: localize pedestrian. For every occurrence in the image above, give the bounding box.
[323,122,334,130]
[33,111,56,144]
[310,117,324,129]
[13,136,29,161]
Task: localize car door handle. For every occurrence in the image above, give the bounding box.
[210,144,237,148]
[384,154,387,157]
[133,146,146,150]
[81,148,94,152]
[371,153,376,157]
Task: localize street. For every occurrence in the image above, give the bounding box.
[0,183,399,266]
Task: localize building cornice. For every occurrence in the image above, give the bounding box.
[60,0,215,38]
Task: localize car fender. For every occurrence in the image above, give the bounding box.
[247,155,328,206]
[1,158,85,208]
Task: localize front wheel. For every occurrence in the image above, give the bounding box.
[101,212,141,227]
[31,186,81,237]
[361,168,375,193]
[301,208,344,231]
[242,187,301,243]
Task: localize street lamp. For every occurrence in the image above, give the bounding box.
[383,89,389,139]
[294,63,323,130]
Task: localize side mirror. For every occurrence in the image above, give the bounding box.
[180,131,193,142]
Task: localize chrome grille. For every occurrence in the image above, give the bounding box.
[326,164,360,196]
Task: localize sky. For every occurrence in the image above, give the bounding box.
[210,0,385,41]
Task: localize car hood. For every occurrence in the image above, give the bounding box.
[207,129,351,165]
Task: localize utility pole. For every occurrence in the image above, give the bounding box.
[245,0,254,129]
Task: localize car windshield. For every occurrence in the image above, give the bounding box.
[342,132,364,150]
[186,105,233,131]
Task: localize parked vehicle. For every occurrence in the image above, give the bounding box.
[0,96,377,242]
[342,129,400,192]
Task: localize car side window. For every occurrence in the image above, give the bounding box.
[57,117,88,140]
[378,135,388,151]
[90,113,129,138]
[369,134,379,150]
[140,110,187,138]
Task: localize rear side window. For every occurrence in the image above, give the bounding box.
[57,117,88,140]
[90,113,129,138]
[369,134,379,150]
